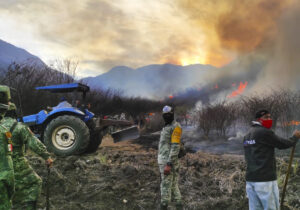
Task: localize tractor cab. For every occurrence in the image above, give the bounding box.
[22,83,94,126]
[36,83,90,113]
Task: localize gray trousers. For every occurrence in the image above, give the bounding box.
[246,181,279,210]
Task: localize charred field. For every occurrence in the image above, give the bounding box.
[28,134,300,210]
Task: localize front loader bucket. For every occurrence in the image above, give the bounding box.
[111,126,140,143]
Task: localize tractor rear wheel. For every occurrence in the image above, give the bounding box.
[44,115,90,156]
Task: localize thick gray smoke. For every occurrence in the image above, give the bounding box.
[253,4,300,92]
[196,2,300,102]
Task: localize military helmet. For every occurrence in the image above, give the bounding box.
[0,85,11,104]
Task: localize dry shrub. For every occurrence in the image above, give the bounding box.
[197,101,237,137]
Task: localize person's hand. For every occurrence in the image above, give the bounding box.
[164,165,171,175]
[292,130,300,139]
[46,158,53,168]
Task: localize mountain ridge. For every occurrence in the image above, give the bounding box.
[0,39,45,72]
[81,63,217,98]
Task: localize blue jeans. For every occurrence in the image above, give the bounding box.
[246,181,279,210]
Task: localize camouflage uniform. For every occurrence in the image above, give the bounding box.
[1,116,51,210]
[0,119,15,210]
[158,120,182,207]
[0,85,15,210]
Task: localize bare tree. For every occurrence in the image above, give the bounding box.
[48,58,78,83]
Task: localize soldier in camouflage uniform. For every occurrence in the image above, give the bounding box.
[4,102,53,210]
[158,105,183,210]
[0,85,15,210]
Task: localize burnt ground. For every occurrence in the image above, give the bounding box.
[26,133,300,210]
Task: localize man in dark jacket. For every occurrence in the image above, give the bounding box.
[243,110,300,210]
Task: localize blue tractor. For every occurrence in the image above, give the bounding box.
[21,83,138,156]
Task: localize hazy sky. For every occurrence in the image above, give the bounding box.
[0,0,296,77]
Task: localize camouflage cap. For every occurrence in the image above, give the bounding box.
[0,85,11,104]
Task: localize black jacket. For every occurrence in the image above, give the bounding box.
[243,122,298,182]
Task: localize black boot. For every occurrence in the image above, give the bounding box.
[160,203,168,210]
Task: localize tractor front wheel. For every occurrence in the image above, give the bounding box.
[44,115,90,156]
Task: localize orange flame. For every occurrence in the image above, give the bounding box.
[227,81,248,98]
[169,95,174,99]
[282,120,300,127]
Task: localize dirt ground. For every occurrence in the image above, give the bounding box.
[27,134,300,210]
